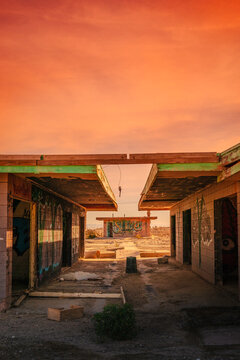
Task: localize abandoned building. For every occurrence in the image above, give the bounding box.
[0,145,239,311]
[0,158,117,311]
[96,216,157,237]
[139,143,240,300]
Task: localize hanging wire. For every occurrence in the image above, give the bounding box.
[117,165,122,197]
[102,165,122,198]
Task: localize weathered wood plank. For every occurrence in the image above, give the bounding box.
[120,286,126,305]
[140,252,169,258]
[220,143,240,166]
[130,152,219,163]
[217,161,240,182]
[99,251,116,259]
[29,291,122,299]
[83,204,117,210]
[13,294,27,307]
[138,200,176,211]
[43,154,127,160]
[96,165,117,204]
[0,160,37,166]
[157,163,222,172]
[0,155,41,160]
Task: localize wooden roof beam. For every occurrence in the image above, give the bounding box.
[130,152,219,164]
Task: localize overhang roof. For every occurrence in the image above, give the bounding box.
[139,144,240,211]
[0,161,117,211]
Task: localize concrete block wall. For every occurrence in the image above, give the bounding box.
[171,178,239,285]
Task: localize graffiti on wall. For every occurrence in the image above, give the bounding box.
[32,187,63,278]
[72,213,80,259]
[13,200,30,256]
[112,220,143,234]
[192,196,212,266]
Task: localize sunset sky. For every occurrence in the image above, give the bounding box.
[0,0,240,226]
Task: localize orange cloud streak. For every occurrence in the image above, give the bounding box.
[0,0,240,154]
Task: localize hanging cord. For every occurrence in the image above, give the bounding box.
[102,165,122,198]
[117,165,122,197]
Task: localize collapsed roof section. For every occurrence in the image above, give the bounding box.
[0,158,117,211]
[139,144,240,211]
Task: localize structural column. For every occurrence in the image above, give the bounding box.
[237,182,240,301]
[0,174,12,311]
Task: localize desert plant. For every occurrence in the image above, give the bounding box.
[86,229,96,239]
[93,303,137,340]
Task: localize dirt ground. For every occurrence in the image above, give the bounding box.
[1,235,240,360]
[85,234,170,259]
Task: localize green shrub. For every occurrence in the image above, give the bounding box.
[88,233,96,239]
[93,303,137,340]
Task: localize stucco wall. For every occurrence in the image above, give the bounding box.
[171,178,239,285]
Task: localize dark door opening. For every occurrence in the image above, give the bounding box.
[171,215,176,257]
[214,195,238,293]
[12,199,30,295]
[183,209,192,264]
[107,222,113,237]
[62,212,72,267]
[79,216,85,258]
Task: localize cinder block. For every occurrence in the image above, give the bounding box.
[0,205,7,217]
[0,174,8,183]
[0,216,7,229]
[0,183,8,194]
[0,194,8,205]
[48,306,84,321]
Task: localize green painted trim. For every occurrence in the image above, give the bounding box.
[157,163,221,171]
[0,165,96,174]
[220,142,240,156]
[217,161,240,182]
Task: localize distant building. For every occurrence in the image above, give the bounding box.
[96,216,157,237]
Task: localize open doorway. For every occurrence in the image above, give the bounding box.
[79,216,85,258]
[107,222,113,237]
[62,211,72,267]
[171,215,176,257]
[214,195,238,294]
[12,199,30,296]
[183,209,192,264]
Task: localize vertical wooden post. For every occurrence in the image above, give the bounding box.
[29,202,37,289]
[237,182,240,301]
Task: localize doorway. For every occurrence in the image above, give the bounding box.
[12,199,30,295]
[107,222,113,237]
[62,212,72,267]
[171,215,176,257]
[214,195,238,293]
[79,216,85,258]
[183,209,192,264]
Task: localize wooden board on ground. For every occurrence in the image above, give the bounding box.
[84,250,100,259]
[29,291,122,299]
[99,251,116,259]
[120,286,126,304]
[48,305,84,321]
[140,252,169,258]
[13,294,27,307]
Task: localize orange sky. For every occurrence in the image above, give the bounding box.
[0,0,240,226]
